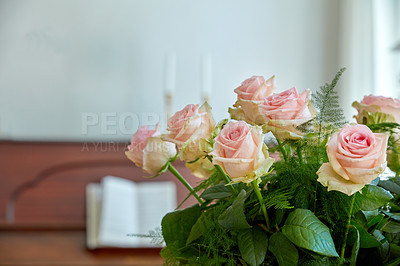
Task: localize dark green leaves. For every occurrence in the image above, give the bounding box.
[238,227,268,266]
[359,185,393,211]
[282,209,339,257]
[162,204,201,248]
[269,232,299,266]
[218,189,251,230]
[349,226,360,266]
[201,184,232,200]
[351,219,381,248]
[186,212,210,245]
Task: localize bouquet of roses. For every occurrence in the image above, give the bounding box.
[126,68,400,265]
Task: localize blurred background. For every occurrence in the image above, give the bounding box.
[0,0,398,142]
[0,1,399,264]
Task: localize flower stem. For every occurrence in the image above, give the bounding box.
[215,164,237,195]
[276,139,288,162]
[252,180,271,231]
[167,162,204,204]
[340,194,356,260]
[297,145,304,165]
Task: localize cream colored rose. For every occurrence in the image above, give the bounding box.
[259,87,317,140]
[353,95,400,124]
[185,157,215,179]
[163,102,215,163]
[210,121,274,184]
[126,125,177,175]
[229,75,276,125]
[317,124,389,196]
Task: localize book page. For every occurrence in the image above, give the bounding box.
[86,183,102,249]
[97,176,140,247]
[136,181,177,246]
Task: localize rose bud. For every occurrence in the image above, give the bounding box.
[126,125,177,176]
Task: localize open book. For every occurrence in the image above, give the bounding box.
[86,176,176,249]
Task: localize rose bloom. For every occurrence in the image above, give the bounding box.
[229,75,276,125]
[163,102,215,163]
[317,124,389,196]
[210,121,274,184]
[353,95,400,124]
[126,125,177,175]
[259,87,317,140]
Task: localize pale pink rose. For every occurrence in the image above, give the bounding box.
[210,121,274,183]
[163,102,215,164]
[229,75,276,125]
[353,95,400,124]
[317,124,389,196]
[259,87,317,140]
[126,125,177,175]
[234,76,276,101]
[125,125,160,168]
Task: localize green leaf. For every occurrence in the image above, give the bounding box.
[282,209,339,257]
[268,232,299,266]
[186,212,210,245]
[382,210,400,221]
[200,184,232,200]
[218,189,251,230]
[349,226,360,266]
[359,185,393,211]
[367,213,385,229]
[382,220,400,233]
[373,230,390,262]
[389,243,400,258]
[238,227,268,266]
[386,257,400,266]
[351,220,381,248]
[379,180,400,195]
[161,204,201,249]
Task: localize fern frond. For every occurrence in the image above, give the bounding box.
[312,67,346,128]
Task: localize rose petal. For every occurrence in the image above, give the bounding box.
[317,163,365,196]
[343,162,387,184]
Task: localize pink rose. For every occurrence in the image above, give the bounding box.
[163,102,215,163]
[210,121,274,184]
[234,76,276,101]
[125,125,177,175]
[229,75,276,125]
[317,124,389,196]
[259,87,317,140]
[353,95,400,124]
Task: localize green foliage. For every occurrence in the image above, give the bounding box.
[359,185,393,211]
[312,67,347,129]
[200,183,232,200]
[126,227,164,246]
[282,209,339,257]
[161,204,201,258]
[159,68,400,265]
[237,227,268,266]
[262,187,294,209]
[268,232,299,266]
[218,189,251,230]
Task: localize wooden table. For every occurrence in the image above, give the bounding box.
[0,141,198,265]
[0,229,163,265]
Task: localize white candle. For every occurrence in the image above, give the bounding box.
[164,52,176,122]
[164,52,176,96]
[201,55,212,102]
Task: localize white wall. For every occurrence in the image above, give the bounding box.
[0,0,340,141]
